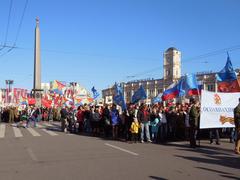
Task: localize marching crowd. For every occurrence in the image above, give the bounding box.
[0,98,240,154]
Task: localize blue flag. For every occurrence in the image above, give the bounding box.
[131,85,147,104]
[177,74,199,96]
[113,83,126,110]
[216,55,237,82]
[152,93,162,104]
[176,76,186,97]
[185,74,198,89]
[184,74,199,95]
[51,89,63,95]
[162,74,199,101]
[91,86,100,99]
[215,54,240,92]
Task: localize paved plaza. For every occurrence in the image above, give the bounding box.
[0,122,239,180]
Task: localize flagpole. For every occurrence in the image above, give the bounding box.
[197,88,201,103]
[163,87,166,107]
[215,75,218,93]
[197,86,201,147]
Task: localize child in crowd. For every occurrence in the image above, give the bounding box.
[150,117,160,143]
[130,117,140,143]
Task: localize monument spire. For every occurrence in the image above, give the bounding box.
[33,17,42,107]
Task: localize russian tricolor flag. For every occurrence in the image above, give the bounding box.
[216,54,240,92]
[162,74,200,101]
[185,74,200,95]
[162,81,181,101]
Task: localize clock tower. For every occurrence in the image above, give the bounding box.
[163,47,181,88]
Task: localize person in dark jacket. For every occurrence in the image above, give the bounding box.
[234,98,240,154]
[189,99,200,148]
[137,104,151,143]
[60,106,68,132]
[84,105,92,133]
[125,104,135,141]
[102,105,111,137]
[91,106,101,136]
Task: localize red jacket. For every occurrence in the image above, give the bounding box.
[77,110,85,122]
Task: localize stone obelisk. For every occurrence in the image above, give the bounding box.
[33,18,42,107]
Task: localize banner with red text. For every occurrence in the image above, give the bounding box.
[200,90,240,129]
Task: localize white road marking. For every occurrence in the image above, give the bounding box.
[45,122,54,127]
[13,127,23,137]
[52,122,60,126]
[105,143,139,156]
[27,128,41,137]
[37,124,44,128]
[26,148,38,161]
[0,124,6,138]
[42,129,58,136]
[168,141,188,145]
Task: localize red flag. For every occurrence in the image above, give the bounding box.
[28,98,36,105]
[56,80,66,89]
[218,80,240,92]
[216,55,240,92]
[54,96,60,106]
[87,98,94,103]
[188,89,200,96]
[42,99,52,108]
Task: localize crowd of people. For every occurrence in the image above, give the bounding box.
[0,98,239,154]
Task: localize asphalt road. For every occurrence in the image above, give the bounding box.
[0,122,239,180]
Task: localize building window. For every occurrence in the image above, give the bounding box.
[212,85,215,91]
[207,84,214,91]
[207,85,211,91]
[166,70,170,76]
[149,89,154,96]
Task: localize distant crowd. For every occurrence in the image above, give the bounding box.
[0,99,238,153]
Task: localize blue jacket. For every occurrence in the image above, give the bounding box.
[110,109,119,125]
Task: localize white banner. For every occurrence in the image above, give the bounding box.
[105,96,113,104]
[200,90,240,129]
